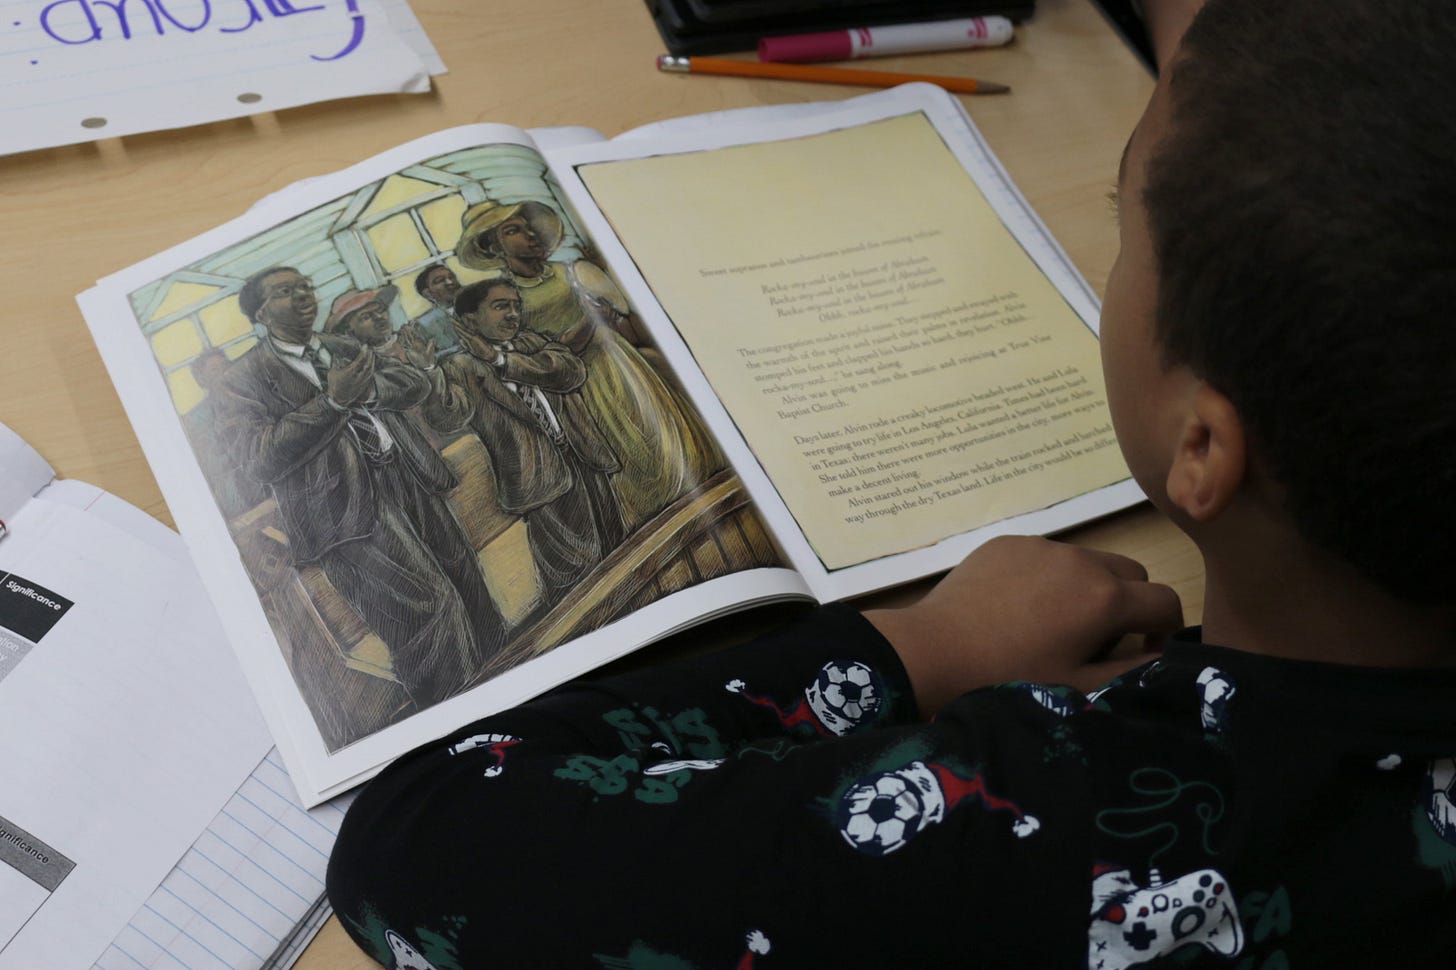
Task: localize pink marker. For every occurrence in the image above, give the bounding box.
[760,16,1014,64]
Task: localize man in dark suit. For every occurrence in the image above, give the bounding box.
[218,266,506,710]
[402,278,625,608]
[181,349,269,521]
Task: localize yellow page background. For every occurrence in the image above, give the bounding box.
[578,112,1128,570]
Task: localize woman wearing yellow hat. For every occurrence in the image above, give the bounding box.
[455,198,723,527]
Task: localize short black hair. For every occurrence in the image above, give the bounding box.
[413,263,454,298]
[238,266,302,322]
[1143,0,1456,603]
[454,278,519,319]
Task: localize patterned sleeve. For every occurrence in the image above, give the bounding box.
[326,604,1100,969]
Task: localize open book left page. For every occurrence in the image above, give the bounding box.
[0,425,275,968]
[79,122,809,806]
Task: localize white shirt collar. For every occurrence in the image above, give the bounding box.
[269,334,323,358]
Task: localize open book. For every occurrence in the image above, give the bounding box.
[78,82,1141,806]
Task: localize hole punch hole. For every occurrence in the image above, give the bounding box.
[237,92,262,104]
[80,117,107,129]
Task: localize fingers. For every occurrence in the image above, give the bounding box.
[1111,578,1184,635]
[1079,545,1151,582]
[1058,541,1179,634]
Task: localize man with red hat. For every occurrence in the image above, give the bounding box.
[326,284,408,361]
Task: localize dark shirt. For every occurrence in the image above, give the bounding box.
[328,605,1456,968]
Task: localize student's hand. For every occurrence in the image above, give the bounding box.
[865,535,1183,716]
[327,347,376,407]
[399,323,437,369]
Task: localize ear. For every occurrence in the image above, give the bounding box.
[1165,383,1246,523]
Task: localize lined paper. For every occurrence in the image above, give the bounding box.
[96,751,354,970]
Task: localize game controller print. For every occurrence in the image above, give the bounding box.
[725,659,885,737]
[1087,866,1243,970]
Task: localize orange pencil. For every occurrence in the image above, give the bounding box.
[655,54,1010,95]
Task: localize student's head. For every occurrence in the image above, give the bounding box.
[1102,0,1456,605]
[239,267,318,343]
[454,279,523,343]
[414,263,460,308]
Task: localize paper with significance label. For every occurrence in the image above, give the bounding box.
[0,491,271,968]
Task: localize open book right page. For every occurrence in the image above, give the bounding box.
[547,84,1142,600]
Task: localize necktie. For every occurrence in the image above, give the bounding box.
[498,342,564,444]
[300,343,330,385]
[515,385,557,438]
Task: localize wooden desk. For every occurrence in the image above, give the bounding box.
[0,0,1194,965]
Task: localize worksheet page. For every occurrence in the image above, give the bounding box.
[0,490,271,968]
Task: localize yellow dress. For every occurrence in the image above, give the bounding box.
[514,260,725,527]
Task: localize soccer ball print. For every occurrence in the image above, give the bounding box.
[837,760,947,856]
[806,660,884,736]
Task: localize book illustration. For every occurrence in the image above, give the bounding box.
[128,142,778,752]
[453,198,728,528]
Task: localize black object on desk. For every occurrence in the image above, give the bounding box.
[645,0,1035,55]
[1088,0,1156,73]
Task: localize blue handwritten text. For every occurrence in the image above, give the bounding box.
[38,0,366,61]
